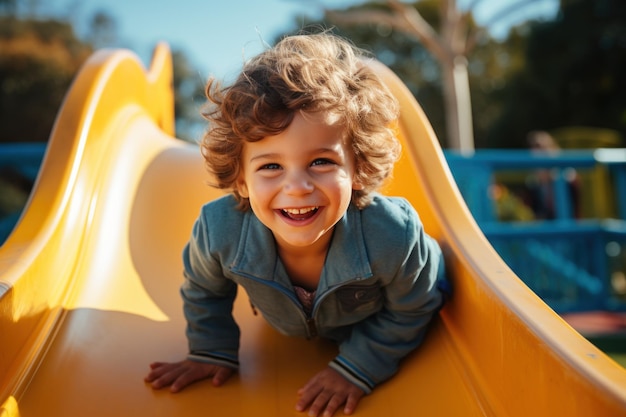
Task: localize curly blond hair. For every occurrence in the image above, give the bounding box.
[200,31,400,210]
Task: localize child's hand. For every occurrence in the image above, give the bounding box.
[296,366,365,417]
[144,360,233,393]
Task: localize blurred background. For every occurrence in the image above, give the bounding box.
[5,0,623,148]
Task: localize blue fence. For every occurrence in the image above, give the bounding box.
[0,143,47,243]
[446,149,626,313]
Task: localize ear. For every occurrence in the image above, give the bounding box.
[237,179,249,198]
[352,181,364,191]
[351,162,364,191]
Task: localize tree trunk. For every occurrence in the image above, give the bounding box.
[441,55,474,153]
[452,55,474,153]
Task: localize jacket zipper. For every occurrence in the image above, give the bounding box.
[243,275,364,339]
[242,275,318,338]
[307,278,363,338]
[305,317,317,338]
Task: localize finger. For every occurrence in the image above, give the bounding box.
[212,367,233,387]
[170,368,201,393]
[295,383,322,412]
[170,364,219,392]
[153,367,186,390]
[150,374,176,390]
[322,394,346,417]
[343,391,363,415]
[144,363,173,382]
[297,377,317,396]
[146,368,175,386]
[151,362,200,390]
[308,390,333,417]
[149,362,166,370]
[144,371,157,383]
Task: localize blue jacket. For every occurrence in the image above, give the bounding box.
[182,193,445,393]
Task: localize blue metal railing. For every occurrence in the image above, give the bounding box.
[0,143,47,244]
[0,143,47,180]
[481,221,626,312]
[446,149,626,313]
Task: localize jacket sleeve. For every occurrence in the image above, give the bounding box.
[181,211,241,370]
[329,203,445,393]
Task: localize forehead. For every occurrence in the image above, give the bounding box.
[245,112,348,154]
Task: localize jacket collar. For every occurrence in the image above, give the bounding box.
[230,204,373,292]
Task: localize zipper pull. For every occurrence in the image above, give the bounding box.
[306,317,318,338]
[250,301,258,316]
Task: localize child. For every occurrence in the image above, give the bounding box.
[145,32,446,417]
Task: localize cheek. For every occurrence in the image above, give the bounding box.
[331,173,358,203]
[337,169,358,189]
[243,176,276,203]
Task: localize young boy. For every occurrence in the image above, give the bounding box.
[145,32,446,417]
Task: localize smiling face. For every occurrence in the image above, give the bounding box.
[237,111,362,253]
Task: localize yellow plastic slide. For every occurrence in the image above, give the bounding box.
[1,44,625,417]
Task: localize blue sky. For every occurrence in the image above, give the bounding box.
[39,0,559,82]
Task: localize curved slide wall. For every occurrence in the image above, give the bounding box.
[1,44,625,417]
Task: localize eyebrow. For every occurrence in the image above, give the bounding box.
[249,148,342,163]
[249,153,281,162]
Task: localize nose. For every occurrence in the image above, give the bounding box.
[283,169,314,195]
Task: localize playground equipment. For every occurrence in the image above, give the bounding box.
[1,43,625,416]
[446,151,626,313]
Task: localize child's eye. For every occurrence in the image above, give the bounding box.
[311,158,335,167]
[259,163,281,170]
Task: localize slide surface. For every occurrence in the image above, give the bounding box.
[1,44,625,417]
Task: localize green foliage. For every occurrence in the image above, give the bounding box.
[171,49,206,143]
[0,172,30,216]
[278,1,526,148]
[278,1,447,142]
[281,0,625,149]
[0,16,92,143]
[0,5,205,144]
[486,0,626,148]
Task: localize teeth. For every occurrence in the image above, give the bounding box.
[283,207,318,215]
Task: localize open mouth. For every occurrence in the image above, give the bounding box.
[280,207,319,221]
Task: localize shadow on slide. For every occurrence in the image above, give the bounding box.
[1,43,625,417]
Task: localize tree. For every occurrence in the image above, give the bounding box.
[0,0,17,15]
[280,3,449,144]
[322,0,554,152]
[0,3,207,144]
[487,0,626,148]
[85,10,118,50]
[0,16,92,142]
[325,0,473,151]
[171,49,207,142]
[280,1,528,149]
